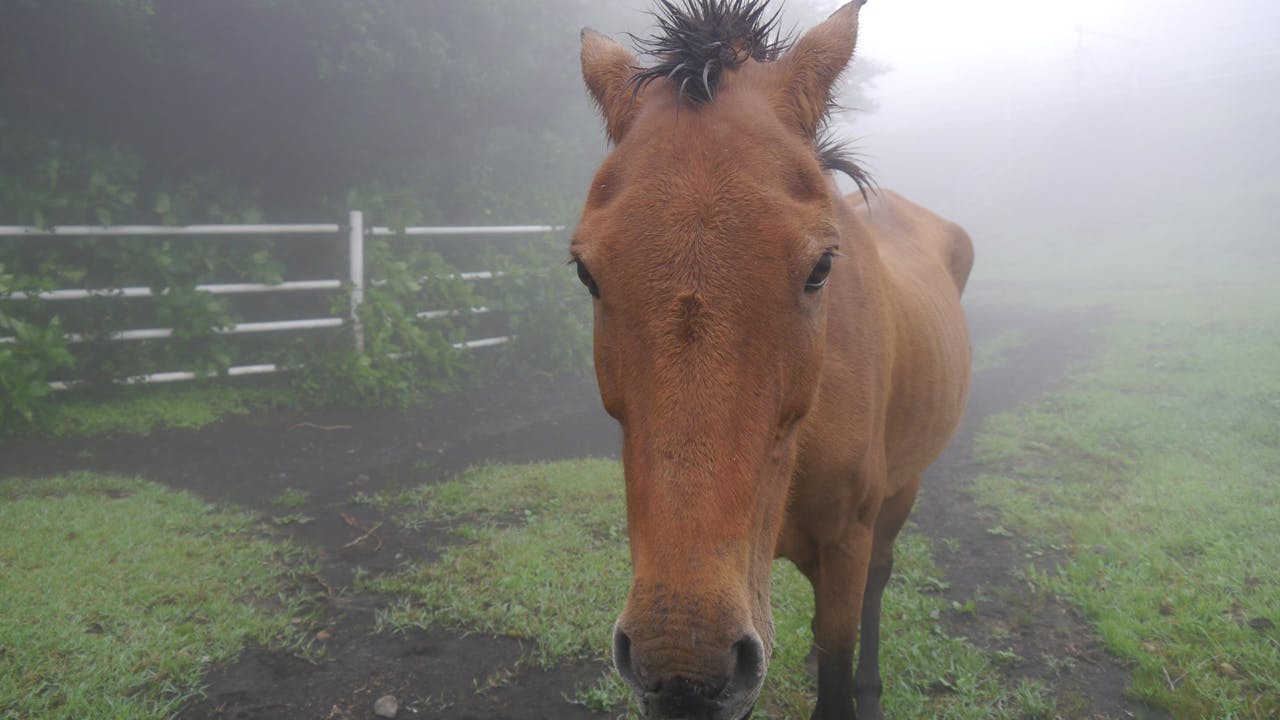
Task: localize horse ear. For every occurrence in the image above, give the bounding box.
[581,28,641,143]
[774,0,863,138]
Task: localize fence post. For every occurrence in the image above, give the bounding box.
[348,210,365,353]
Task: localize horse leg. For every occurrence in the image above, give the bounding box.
[788,554,823,675]
[810,522,873,720]
[852,476,920,720]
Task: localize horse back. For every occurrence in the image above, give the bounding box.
[848,189,973,482]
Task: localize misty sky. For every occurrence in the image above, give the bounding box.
[851,0,1280,114]
[810,0,1280,226]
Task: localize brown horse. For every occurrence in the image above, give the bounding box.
[573,1,972,718]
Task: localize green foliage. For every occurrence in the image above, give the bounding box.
[0,119,281,426]
[484,235,592,377]
[0,119,267,231]
[0,270,74,431]
[154,286,236,379]
[285,238,477,407]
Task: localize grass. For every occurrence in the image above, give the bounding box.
[971,329,1028,372]
[0,472,316,719]
[272,487,310,509]
[966,187,1280,718]
[372,459,1055,718]
[31,382,291,438]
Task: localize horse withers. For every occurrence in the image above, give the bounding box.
[572,2,973,718]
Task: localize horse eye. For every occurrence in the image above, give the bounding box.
[805,252,834,293]
[575,260,600,298]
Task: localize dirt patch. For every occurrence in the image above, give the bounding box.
[0,303,1165,719]
[190,593,610,720]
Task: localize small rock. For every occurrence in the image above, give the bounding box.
[1248,617,1275,631]
[374,695,399,719]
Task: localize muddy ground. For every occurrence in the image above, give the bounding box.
[0,304,1165,719]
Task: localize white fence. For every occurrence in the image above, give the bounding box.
[0,211,563,388]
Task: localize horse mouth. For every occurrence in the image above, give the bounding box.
[635,686,759,720]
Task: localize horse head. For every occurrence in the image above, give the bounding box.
[575,2,866,717]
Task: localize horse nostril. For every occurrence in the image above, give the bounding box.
[731,635,766,690]
[613,626,643,689]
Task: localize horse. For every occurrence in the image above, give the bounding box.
[572,1,973,718]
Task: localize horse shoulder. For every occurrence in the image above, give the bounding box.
[846,189,974,295]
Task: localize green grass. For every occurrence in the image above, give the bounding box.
[0,473,315,719]
[372,459,1054,718]
[972,329,1029,372]
[272,487,310,509]
[967,189,1280,718]
[31,382,291,438]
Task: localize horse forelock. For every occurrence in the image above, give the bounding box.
[628,0,790,105]
[624,0,873,192]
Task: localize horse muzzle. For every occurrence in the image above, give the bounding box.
[614,622,766,720]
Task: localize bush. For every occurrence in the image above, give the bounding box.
[285,239,479,407]
[0,265,74,432]
[484,235,592,377]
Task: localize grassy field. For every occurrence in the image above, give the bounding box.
[0,473,315,719]
[369,460,1056,719]
[5,185,1275,718]
[964,186,1280,718]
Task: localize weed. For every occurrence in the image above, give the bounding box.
[272,487,310,509]
[272,512,314,526]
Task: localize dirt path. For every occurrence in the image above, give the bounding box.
[914,304,1165,719]
[0,303,1163,719]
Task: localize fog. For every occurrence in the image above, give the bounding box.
[824,0,1280,279]
[2,3,1278,716]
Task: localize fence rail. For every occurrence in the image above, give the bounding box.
[9,280,345,301]
[0,224,342,237]
[1,213,565,389]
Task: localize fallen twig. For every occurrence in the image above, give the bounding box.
[340,512,384,551]
[311,573,335,596]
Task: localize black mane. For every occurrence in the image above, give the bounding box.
[817,133,875,200]
[628,0,873,196]
[628,0,789,104]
